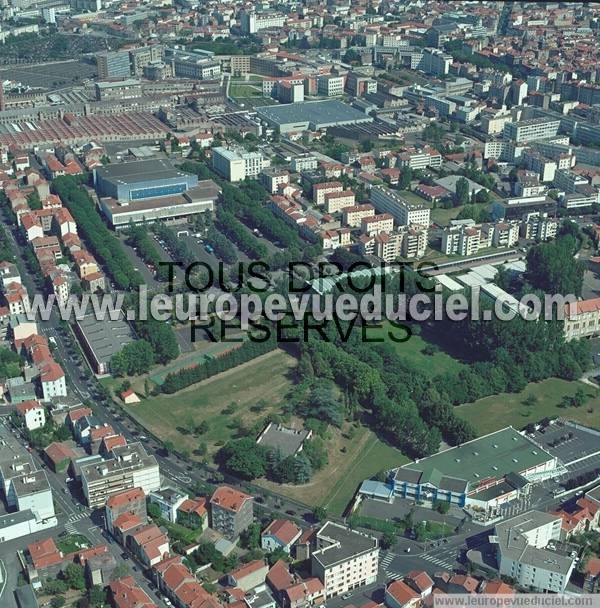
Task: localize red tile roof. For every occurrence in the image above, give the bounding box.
[210,486,252,513]
[28,537,63,569]
[109,576,157,608]
[262,519,301,546]
[386,580,420,606]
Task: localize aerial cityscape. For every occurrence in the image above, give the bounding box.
[1,1,600,608]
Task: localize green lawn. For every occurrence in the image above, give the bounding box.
[366,322,467,377]
[229,82,263,98]
[397,190,429,206]
[323,438,408,516]
[122,350,296,458]
[431,204,464,225]
[456,378,600,436]
[57,534,91,554]
[419,520,456,540]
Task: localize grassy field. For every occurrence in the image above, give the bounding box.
[257,424,407,516]
[122,350,296,457]
[229,82,263,98]
[366,322,467,377]
[430,204,464,225]
[456,378,600,436]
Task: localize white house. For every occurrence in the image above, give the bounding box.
[15,400,45,430]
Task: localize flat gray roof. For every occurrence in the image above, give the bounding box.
[312,521,377,568]
[255,100,373,129]
[95,158,193,185]
[76,312,135,366]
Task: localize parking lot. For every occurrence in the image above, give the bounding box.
[529,421,600,466]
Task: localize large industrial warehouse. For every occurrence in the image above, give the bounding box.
[93,158,220,228]
[255,100,373,133]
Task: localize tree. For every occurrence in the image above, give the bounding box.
[88,586,107,608]
[380,531,396,549]
[454,177,470,206]
[63,563,85,591]
[148,501,162,519]
[111,340,155,376]
[313,506,327,522]
[219,438,268,480]
[399,167,413,190]
[50,598,66,608]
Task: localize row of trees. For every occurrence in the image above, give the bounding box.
[161,333,277,393]
[52,176,142,290]
[215,209,268,259]
[126,224,169,281]
[152,223,197,268]
[205,227,237,265]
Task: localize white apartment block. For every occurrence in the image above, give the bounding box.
[317,75,345,97]
[240,11,286,34]
[373,226,427,262]
[361,213,394,236]
[291,155,318,172]
[370,186,430,227]
[553,169,589,194]
[397,148,442,170]
[212,147,269,182]
[313,182,343,206]
[520,216,558,241]
[503,118,561,143]
[441,225,481,256]
[260,169,290,194]
[495,511,574,593]
[41,368,67,401]
[342,204,375,227]
[311,522,379,599]
[80,443,160,508]
[486,222,520,248]
[324,191,356,214]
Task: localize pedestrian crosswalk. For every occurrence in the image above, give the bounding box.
[64,511,90,534]
[380,552,403,581]
[420,552,454,571]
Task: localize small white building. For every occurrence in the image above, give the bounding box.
[15,400,45,430]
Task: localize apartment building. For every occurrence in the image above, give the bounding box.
[396,147,442,170]
[441,225,481,256]
[105,487,147,535]
[370,186,431,227]
[361,213,394,236]
[260,168,290,194]
[520,216,558,241]
[554,169,589,194]
[240,11,286,34]
[564,297,600,341]
[503,118,561,143]
[165,48,221,80]
[313,182,344,206]
[212,147,269,182]
[148,488,188,523]
[370,226,427,262]
[495,511,574,593]
[80,443,160,508]
[210,486,253,540]
[484,222,520,248]
[291,155,318,173]
[311,522,379,599]
[324,191,356,214]
[317,75,345,97]
[96,51,131,79]
[342,203,375,227]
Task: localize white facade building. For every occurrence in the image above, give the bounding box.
[370,186,431,227]
[212,147,269,182]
